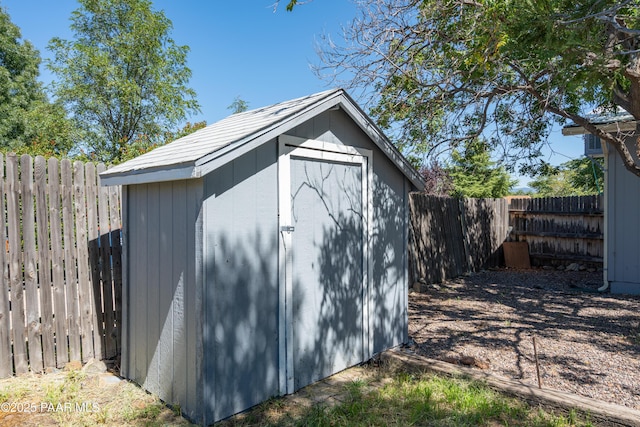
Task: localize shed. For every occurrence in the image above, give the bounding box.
[563,111,639,294]
[100,89,424,424]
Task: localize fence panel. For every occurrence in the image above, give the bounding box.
[0,154,122,378]
[508,195,604,266]
[409,194,509,285]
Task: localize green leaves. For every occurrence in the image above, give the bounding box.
[0,7,74,155]
[47,0,200,163]
[446,139,516,198]
[529,157,603,196]
[318,0,640,176]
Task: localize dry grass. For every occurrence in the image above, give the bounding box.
[0,368,192,426]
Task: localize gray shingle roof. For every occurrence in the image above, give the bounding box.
[100,88,423,189]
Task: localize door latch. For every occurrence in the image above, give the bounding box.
[280,225,295,233]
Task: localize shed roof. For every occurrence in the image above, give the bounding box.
[562,107,637,136]
[100,88,424,189]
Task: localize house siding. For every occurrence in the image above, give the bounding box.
[125,180,203,421]
[607,135,640,294]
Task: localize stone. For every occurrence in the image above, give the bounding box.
[82,358,107,374]
[542,265,554,270]
[99,373,122,386]
[565,263,580,271]
[556,265,565,271]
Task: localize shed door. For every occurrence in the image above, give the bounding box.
[278,135,372,394]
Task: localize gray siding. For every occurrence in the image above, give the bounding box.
[286,108,410,351]
[607,136,640,294]
[125,180,203,421]
[202,142,280,422]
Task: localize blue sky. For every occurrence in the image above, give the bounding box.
[2,0,584,185]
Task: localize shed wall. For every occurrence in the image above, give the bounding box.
[202,143,280,422]
[607,135,640,294]
[125,180,203,420]
[286,108,409,350]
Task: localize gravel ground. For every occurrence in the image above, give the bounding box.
[408,268,640,410]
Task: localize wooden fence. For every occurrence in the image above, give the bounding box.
[409,194,509,285]
[0,154,122,378]
[508,195,604,266]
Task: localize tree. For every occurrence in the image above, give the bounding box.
[419,160,454,196]
[0,7,74,155]
[271,0,304,11]
[48,0,200,163]
[227,97,249,114]
[529,157,603,196]
[446,139,516,198]
[316,0,640,177]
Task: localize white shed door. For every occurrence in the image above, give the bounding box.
[278,136,372,394]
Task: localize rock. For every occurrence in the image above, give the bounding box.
[578,264,587,271]
[542,265,554,270]
[556,265,565,271]
[459,356,490,370]
[565,263,580,271]
[82,358,107,374]
[64,360,82,371]
[587,268,596,273]
[99,373,122,386]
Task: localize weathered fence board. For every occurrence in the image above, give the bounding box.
[73,161,94,361]
[508,195,604,266]
[35,156,55,370]
[49,158,68,368]
[22,155,43,374]
[0,154,10,378]
[409,194,509,285]
[0,154,122,378]
[7,155,28,374]
[84,163,103,360]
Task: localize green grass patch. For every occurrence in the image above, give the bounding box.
[217,370,594,427]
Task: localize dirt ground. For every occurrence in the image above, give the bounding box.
[408,268,640,410]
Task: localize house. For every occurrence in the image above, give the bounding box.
[563,109,639,294]
[100,89,424,424]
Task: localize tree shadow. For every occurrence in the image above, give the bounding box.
[409,270,640,406]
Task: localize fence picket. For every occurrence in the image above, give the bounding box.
[97,163,116,358]
[73,162,93,361]
[109,185,123,354]
[62,160,81,362]
[48,159,68,368]
[21,155,43,373]
[35,156,56,369]
[0,154,11,378]
[6,155,28,374]
[85,163,103,360]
